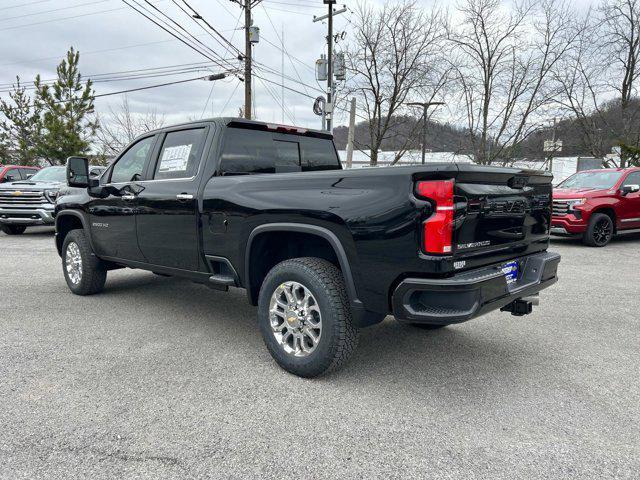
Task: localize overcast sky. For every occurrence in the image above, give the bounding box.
[0,0,597,130]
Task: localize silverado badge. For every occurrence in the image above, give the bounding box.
[12,191,22,196]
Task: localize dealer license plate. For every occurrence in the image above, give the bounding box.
[501,261,519,285]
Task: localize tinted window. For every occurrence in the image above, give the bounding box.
[5,168,21,181]
[623,172,640,186]
[153,128,206,180]
[220,128,340,174]
[111,136,155,183]
[220,129,281,174]
[301,137,341,171]
[274,140,301,167]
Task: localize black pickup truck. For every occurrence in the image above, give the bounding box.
[55,118,560,377]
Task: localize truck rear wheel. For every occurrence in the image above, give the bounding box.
[583,213,614,247]
[1,225,27,235]
[62,229,107,295]
[257,257,358,378]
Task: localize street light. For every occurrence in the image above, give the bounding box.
[407,101,445,165]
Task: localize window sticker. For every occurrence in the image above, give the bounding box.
[158,144,193,172]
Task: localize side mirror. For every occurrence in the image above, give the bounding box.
[621,184,640,195]
[4,175,14,183]
[66,156,90,188]
[26,174,34,180]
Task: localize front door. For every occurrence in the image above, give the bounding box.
[89,135,157,261]
[135,126,209,271]
[619,171,640,229]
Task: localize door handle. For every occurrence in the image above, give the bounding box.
[122,194,136,201]
[176,194,194,201]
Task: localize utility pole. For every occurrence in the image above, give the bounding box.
[326,0,334,133]
[346,97,356,168]
[244,0,252,120]
[407,101,445,165]
[313,2,347,133]
[550,117,557,173]
[281,23,285,124]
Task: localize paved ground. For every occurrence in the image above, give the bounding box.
[0,227,638,479]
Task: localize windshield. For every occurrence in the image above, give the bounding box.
[28,166,66,183]
[558,171,623,190]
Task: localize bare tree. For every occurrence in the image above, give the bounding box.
[447,0,577,164]
[95,96,165,160]
[345,1,448,166]
[556,0,640,167]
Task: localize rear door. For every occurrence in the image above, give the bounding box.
[89,135,157,261]
[452,166,552,263]
[619,171,640,229]
[135,125,210,271]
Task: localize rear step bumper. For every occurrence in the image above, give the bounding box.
[392,251,561,325]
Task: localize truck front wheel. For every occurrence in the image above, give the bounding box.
[1,225,27,235]
[62,229,107,295]
[583,213,614,247]
[257,258,358,378]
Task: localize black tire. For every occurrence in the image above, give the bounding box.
[409,323,449,330]
[257,257,358,378]
[1,225,27,235]
[62,229,107,295]
[583,213,614,247]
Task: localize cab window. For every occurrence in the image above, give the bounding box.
[5,168,22,181]
[110,136,155,184]
[152,128,206,180]
[623,172,640,186]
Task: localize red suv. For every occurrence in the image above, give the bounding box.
[551,167,640,246]
[0,165,40,183]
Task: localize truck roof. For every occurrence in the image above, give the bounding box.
[147,117,333,140]
[577,166,640,174]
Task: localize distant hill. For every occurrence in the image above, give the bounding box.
[334,100,640,161]
[333,115,471,154]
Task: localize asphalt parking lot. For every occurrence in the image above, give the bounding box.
[1,227,638,479]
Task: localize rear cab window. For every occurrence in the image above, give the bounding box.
[219,125,341,175]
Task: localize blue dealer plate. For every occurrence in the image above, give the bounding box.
[501,261,519,284]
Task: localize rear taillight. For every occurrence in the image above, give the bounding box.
[415,180,455,254]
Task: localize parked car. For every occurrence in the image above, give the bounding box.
[0,165,40,183]
[54,118,560,377]
[0,164,105,235]
[551,167,640,246]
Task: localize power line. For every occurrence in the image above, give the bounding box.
[120,0,235,72]
[218,80,241,116]
[0,60,220,88]
[134,0,237,70]
[176,0,243,57]
[0,31,239,68]
[0,0,51,12]
[0,0,110,23]
[260,2,310,97]
[0,1,159,32]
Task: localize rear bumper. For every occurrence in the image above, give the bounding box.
[392,251,561,325]
[0,206,55,226]
[551,215,587,234]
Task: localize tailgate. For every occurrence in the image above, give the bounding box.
[452,165,552,262]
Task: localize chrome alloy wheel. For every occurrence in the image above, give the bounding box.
[65,242,83,285]
[269,281,322,357]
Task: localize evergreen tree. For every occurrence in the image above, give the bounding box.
[0,77,42,165]
[35,47,98,165]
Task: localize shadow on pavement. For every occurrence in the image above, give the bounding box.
[96,270,531,387]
